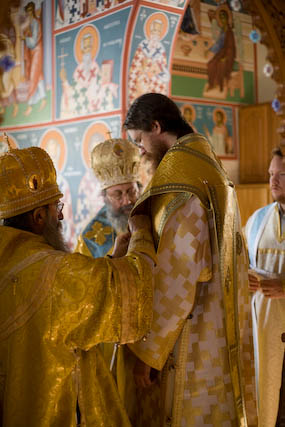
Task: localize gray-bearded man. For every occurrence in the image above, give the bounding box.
[75,137,141,258]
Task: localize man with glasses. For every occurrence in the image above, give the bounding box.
[76,137,141,258]
[0,142,156,426]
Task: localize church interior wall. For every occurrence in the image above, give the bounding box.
[0,0,278,247]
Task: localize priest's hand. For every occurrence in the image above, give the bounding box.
[128,214,151,234]
[260,278,285,299]
[112,232,131,258]
[133,358,154,388]
[248,273,260,292]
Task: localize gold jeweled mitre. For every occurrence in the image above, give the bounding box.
[0,141,63,219]
[91,138,140,189]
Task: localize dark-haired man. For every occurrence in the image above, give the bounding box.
[0,143,155,426]
[246,147,285,427]
[123,93,256,426]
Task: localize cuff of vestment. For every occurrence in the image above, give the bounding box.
[127,229,157,265]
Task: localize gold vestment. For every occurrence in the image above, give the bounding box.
[0,225,155,426]
[126,133,256,426]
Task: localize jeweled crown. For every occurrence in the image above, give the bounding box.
[0,135,63,219]
[91,138,140,189]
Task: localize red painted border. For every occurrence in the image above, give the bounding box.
[121,0,138,137]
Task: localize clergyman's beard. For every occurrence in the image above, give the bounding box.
[145,140,169,170]
[43,212,69,252]
[105,201,134,234]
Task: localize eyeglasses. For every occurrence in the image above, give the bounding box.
[106,187,138,203]
[55,202,64,214]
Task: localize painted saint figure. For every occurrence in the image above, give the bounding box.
[204,5,236,93]
[59,25,117,118]
[128,13,170,105]
[0,34,18,116]
[22,1,47,116]
[181,104,197,132]
[203,108,233,156]
[59,29,101,118]
[0,5,22,117]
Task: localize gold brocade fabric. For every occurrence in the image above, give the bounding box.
[75,219,137,419]
[75,232,94,257]
[75,216,158,409]
[0,147,63,219]
[127,133,256,426]
[0,225,154,426]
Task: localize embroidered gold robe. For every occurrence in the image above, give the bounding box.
[0,224,155,427]
[75,205,127,376]
[126,133,256,426]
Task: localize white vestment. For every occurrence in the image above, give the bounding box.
[245,203,285,427]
